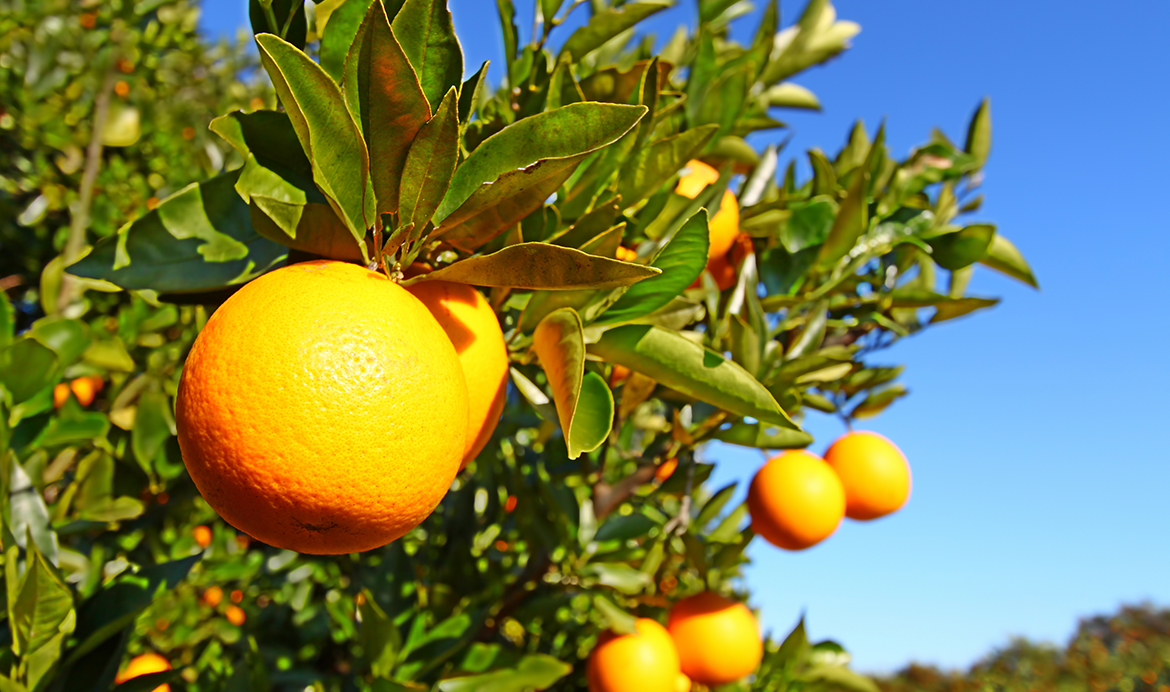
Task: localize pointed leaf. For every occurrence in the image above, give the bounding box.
[817,165,869,269]
[435,102,645,224]
[849,384,908,420]
[0,339,58,404]
[66,170,287,292]
[569,371,614,458]
[318,0,375,81]
[589,325,797,429]
[436,654,572,692]
[10,540,72,656]
[980,233,1038,288]
[459,61,490,127]
[595,210,709,324]
[256,33,373,253]
[714,421,813,450]
[927,224,995,271]
[560,1,672,62]
[533,309,587,458]
[617,125,719,208]
[965,98,991,165]
[343,1,432,214]
[399,88,460,230]
[359,590,401,678]
[249,0,308,49]
[929,297,999,323]
[392,0,464,110]
[403,243,659,290]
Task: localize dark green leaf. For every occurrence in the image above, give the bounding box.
[392,0,464,110]
[399,88,460,232]
[927,224,995,270]
[131,387,172,473]
[849,384,907,420]
[589,325,797,429]
[594,512,657,542]
[404,243,658,290]
[256,33,373,253]
[779,198,835,253]
[560,2,671,62]
[980,233,1038,288]
[0,339,58,405]
[0,292,13,349]
[360,590,401,678]
[459,60,490,127]
[495,0,518,84]
[817,165,869,269]
[67,170,286,293]
[342,0,432,217]
[435,103,646,225]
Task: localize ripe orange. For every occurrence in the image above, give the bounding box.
[667,592,762,685]
[675,673,692,692]
[588,618,681,692]
[691,232,754,291]
[52,382,70,408]
[406,280,508,467]
[192,525,212,548]
[675,159,740,261]
[615,246,639,262]
[116,652,171,692]
[176,260,469,554]
[747,450,845,550]
[226,605,246,626]
[203,586,223,607]
[655,458,678,483]
[610,364,631,386]
[71,375,103,405]
[823,431,912,520]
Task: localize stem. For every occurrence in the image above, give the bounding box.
[372,216,385,276]
[278,1,302,39]
[259,0,280,37]
[58,66,117,313]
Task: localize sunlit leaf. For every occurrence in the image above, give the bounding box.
[403,243,658,290]
[560,1,672,62]
[392,0,463,110]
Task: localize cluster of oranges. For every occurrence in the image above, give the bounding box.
[590,591,763,692]
[677,159,753,292]
[174,261,509,555]
[52,375,103,408]
[749,431,912,550]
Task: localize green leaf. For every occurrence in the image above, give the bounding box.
[594,512,657,542]
[399,88,459,233]
[927,224,995,270]
[403,243,659,290]
[617,125,719,208]
[318,0,374,81]
[9,539,72,657]
[249,0,308,49]
[256,33,373,254]
[589,325,797,429]
[580,562,653,594]
[343,0,432,215]
[980,233,1038,288]
[360,590,402,678]
[0,292,13,349]
[802,665,880,692]
[392,0,464,110]
[495,0,518,84]
[849,384,907,419]
[131,386,173,474]
[817,163,869,269]
[435,103,646,225]
[458,61,490,127]
[39,410,110,448]
[965,97,991,165]
[595,210,709,325]
[776,616,810,663]
[66,170,287,293]
[929,297,1000,323]
[779,197,835,253]
[560,1,672,62]
[696,483,737,529]
[764,82,821,110]
[508,367,558,424]
[592,594,638,634]
[0,339,58,405]
[248,199,363,260]
[569,372,614,458]
[437,654,572,692]
[539,0,566,23]
[714,421,813,450]
[700,0,741,23]
[532,309,589,459]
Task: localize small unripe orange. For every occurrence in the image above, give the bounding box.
[192,525,212,548]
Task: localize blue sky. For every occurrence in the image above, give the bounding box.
[199,0,1170,674]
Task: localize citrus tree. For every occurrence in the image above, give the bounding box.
[0,1,1038,691]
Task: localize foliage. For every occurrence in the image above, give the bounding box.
[0,0,1037,691]
[877,603,1170,692]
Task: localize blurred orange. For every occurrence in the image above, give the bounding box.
[588,618,681,692]
[610,364,631,386]
[655,458,678,483]
[226,605,246,626]
[230,589,243,604]
[667,592,762,686]
[192,525,212,548]
[115,652,171,692]
[203,586,223,607]
[823,431,912,520]
[747,450,845,550]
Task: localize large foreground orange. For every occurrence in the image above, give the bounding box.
[176,260,469,554]
[675,159,740,261]
[748,450,845,550]
[824,431,912,520]
[588,618,681,692]
[116,652,171,692]
[406,280,508,468]
[667,592,762,685]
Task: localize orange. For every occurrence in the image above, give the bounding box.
[667,592,762,685]
[53,382,70,408]
[70,375,103,405]
[691,232,754,291]
[610,364,631,386]
[192,525,212,548]
[824,431,912,520]
[203,586,223,607]
[226,605,246,626]
[655,458,678,483]
[615,246,638,262]
[675,673,692,692]
[588,618,681,692]
[406,280,508,467]
[747,450,845,550]
[675,160,740,261]
[176,260,469,554]
[116,652,171,692]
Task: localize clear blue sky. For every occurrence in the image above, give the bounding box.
[199,0,1170,674]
